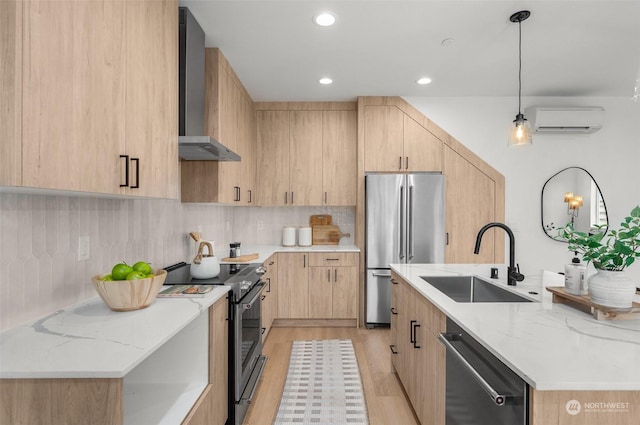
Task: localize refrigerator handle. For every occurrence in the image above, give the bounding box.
[399,185,405,260]
[408,185,414,260]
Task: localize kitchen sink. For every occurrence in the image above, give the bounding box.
[420,275,533,303]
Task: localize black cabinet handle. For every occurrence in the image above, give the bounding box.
[398,156,402,170]
[327,269,331,282]
[389,345,398,355]
[390,307,398,315]
[303,254,306,268]
[334,269,337,282]
[291,191,294,204]
[248,189,252,203]
[130,157,139,189]
[285,192,288,204]
[261,295,266,301]
[119,155,129,187]
[266,277,271,293]
[410,320,416,343]
[324,191,327,204]
[261,327,266,335]
[391,279,398,285]
[413,323,421,349]
[405,156,409,170]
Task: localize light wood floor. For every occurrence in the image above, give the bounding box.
[243,327,420,425]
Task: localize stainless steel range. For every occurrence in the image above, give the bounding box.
[163,262,267,425]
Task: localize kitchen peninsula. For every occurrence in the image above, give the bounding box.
[391,263,640,424]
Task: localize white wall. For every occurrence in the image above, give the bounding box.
[405,96,640,284]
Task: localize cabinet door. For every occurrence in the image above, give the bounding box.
[215,65,241,204]
[0,0,22,187]
[363,105,404,172]
[444,146,496,263]
[257,110,290,206]
[239,93,257,205]
[309,267,333,319]
[332,266,357,319]
[124,0,178,198]
[276,253,309,318]
[22,0,125,193]
[403,115,443,172]
[322,110,357,205]
[289,111,323,205]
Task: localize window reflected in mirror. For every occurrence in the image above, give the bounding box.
[541,167,608,241]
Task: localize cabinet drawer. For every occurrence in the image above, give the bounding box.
[262,254,278,279]
[308,252,358,267]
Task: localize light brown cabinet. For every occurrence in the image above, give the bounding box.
[256,104,357,206]
[260,254,278,342]
[256,110,323,206]
[322,110,358,205]
[276,253,309,318]
[443,145,498,263]
[308,253,358,319]
[390,272,445,425]
[363,105,442,173]
[181,48,257,205]
[1,0,178,198]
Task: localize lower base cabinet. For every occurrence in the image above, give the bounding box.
[275,252,358,322]
[261,255,278,342]
[390,272,445,425]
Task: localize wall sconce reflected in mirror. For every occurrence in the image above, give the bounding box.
[564,192,583,224]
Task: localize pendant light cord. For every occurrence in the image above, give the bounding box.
[518,20,522,115]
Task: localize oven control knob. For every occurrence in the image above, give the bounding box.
[240,281,251,291]
[255,266,267,275]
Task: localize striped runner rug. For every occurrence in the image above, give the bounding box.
[273,339,369,424]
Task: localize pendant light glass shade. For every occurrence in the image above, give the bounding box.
[508,10,532,147]
[509,113,532,145]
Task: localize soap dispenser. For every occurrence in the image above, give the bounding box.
[564,251,587,295]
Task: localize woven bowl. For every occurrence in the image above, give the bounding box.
[91,269,167,312]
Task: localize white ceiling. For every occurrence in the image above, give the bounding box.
[179,0,640,102]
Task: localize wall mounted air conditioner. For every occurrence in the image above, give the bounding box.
[525,106,605,134]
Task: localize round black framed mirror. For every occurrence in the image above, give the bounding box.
[541,167,608,241]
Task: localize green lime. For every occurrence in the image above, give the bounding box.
[111,263,133,280]
[132,261,152,276]
[101,274,113,281]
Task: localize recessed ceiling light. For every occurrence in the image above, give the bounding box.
[416,77,432,85]
[314,12,336,27]
[319,77,333,85]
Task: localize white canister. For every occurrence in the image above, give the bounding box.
[298,227,312,247]
[564,263,587,295]
[283,226,296,247]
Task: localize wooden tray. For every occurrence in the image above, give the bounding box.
[310,214,332,226]
[546,286,640,320]
[220,253,259,263]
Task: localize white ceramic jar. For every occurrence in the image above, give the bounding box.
[283,226,296,247]
[298,227,312,246]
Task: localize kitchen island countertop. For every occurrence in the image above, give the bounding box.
[391,263,640,391]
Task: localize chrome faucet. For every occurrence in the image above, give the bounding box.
[474,222,524,286]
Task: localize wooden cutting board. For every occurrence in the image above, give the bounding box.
[309,214,332,226]
[220,253,260,263]
[312,225,350,245]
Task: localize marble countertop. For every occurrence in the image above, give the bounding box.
[220,244,360,264]
[391,263,640,391]
[0,287,230,379]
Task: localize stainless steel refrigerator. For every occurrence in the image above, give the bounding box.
[365,173,445,327]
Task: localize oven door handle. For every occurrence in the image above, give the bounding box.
[438,333,507,406]
[242,282,265,310]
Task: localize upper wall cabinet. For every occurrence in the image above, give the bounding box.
[181,49,257,205]
[363,105,443,173]
[256,103,357,207]
[0,0,179,198]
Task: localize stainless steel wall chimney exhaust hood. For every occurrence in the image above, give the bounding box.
[179,7,240,161]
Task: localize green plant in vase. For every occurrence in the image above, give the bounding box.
[558,205,640,308]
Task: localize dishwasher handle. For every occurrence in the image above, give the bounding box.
[438,333,507,406]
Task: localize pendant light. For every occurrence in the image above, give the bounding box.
[509,10,532,146]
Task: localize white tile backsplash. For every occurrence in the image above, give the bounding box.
[0,193,355,331]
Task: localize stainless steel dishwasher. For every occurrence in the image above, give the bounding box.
[439,318,528,425]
